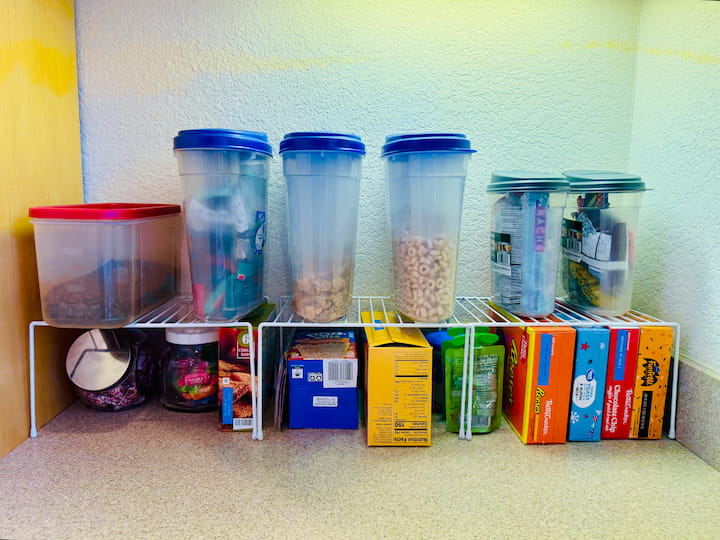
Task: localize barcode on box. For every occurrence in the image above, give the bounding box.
[232,417,253,431]
[323,359,357,389]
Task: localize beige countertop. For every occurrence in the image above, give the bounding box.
[1,401,719,539]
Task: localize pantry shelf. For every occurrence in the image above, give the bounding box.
[28,296,254,439]
[264,295,675,327]
[28,295,680,444]
[255,295,680,442]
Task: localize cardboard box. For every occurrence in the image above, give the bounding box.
[567,327,610,442]
[601,327,640,439]
[629,326,674,439]
[362,311,432,446]
[502,326,576,444]
[218,302,275,431]
[286,329,359,429]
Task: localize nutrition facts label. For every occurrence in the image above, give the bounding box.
[390,351,430,444]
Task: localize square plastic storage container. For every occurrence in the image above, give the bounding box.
[29,203,182,328]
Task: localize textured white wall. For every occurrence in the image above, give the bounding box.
[75,2,639,306]
[630,0,720,373]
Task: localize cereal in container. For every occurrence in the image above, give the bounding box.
[382,133,475,322]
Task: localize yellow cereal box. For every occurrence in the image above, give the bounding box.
[362,311,432,446]
[629,326,674,439]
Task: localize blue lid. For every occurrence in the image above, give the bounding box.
[562,170,646,192]
[173,129,272,156]
[487,170,569,192]
[279,132,366,154]
[381,133,476,157]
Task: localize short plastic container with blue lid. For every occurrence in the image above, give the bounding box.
[487,170,570,317]
[280,132,365,322]
[173,129,272,321]
[560,170,648,316]
[382,133,476,322]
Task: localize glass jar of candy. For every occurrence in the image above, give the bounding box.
[161,327,219,412]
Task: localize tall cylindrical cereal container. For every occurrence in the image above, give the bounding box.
[280,132,365,322]
[173,129,272,321]
[382,133,476,322]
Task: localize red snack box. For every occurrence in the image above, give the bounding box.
[601,327,640,439]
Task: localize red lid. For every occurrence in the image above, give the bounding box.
[29,203,182,220]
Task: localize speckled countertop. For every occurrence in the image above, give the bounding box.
[1,401,719,540]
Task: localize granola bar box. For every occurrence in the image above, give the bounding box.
[218,302,275,432]
[501,325,576,444]
[29,203,181,328]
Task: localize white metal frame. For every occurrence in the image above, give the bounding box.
[30,295,680,443]
[257,296,681,441]
[29,297,254,438]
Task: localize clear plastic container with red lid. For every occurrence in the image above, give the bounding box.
[29,203,182,328]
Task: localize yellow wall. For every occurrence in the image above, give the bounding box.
[0,0,83,458]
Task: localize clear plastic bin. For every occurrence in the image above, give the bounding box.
[560,170,647,315]
[174,129,272,321]
[382,133,475,322]
[280,132,365,322]
[29,203,181,328]
[487,171,569,318]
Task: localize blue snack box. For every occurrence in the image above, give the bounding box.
[568,327,610,441]
[287,329,359,429]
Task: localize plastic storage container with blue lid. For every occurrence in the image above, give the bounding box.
[383,132,475,322]
[280,131,365,322]
[174,129,272,322]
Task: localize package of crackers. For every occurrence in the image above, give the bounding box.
[218,302,275,431]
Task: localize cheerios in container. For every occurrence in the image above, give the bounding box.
[382,133,475,322]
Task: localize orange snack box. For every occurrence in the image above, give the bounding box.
[502,325,576,444]
[629,326,674,439]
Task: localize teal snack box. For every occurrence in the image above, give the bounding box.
[444,328,505,434]
[567,327,610,441]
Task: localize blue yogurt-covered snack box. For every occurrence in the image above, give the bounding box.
[567,327,610,441]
